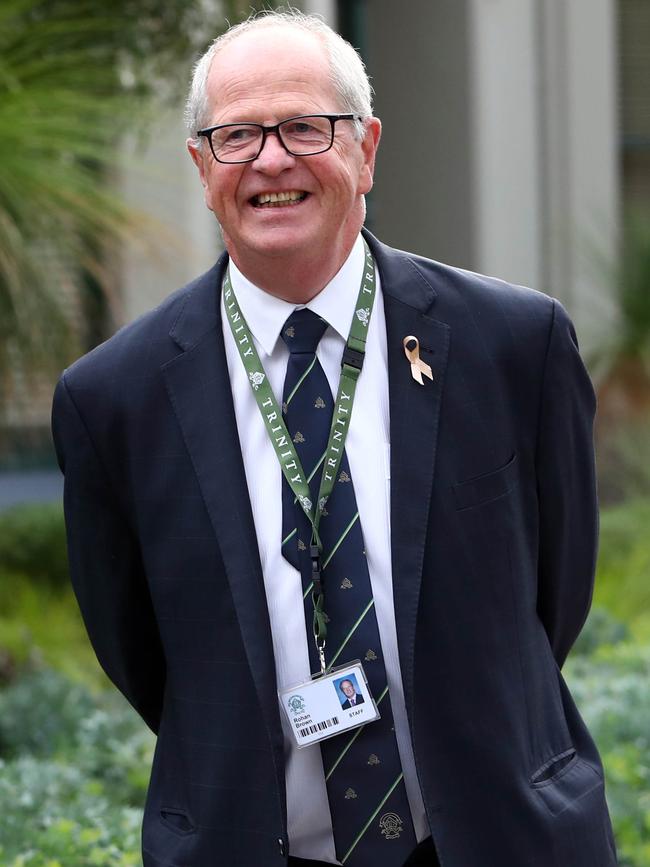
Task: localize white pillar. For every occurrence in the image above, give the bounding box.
[118,109,220,325]
[468,0,542,292]
[467,0,619,345]
[537,0,619,342]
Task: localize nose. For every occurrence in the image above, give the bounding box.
[252,130,296,174]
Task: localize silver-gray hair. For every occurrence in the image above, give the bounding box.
[185,8,373,146]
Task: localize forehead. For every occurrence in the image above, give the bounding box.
[206,27,338,124]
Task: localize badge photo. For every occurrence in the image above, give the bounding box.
[279,662,380,748]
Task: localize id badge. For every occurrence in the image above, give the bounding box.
[279,661,380,748]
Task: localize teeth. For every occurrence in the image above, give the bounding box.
[256,190,305,205]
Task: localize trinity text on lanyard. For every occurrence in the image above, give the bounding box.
[223,239,377,672]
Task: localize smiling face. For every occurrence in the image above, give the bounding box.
[341,680,356,699]
[187,26,380,296]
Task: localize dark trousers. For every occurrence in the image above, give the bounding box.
[289,836,439,866]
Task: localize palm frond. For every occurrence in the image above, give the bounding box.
[0,1,146,393]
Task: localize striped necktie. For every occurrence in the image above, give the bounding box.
[280,308,417,866]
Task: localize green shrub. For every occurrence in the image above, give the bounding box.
[0,669,94,759]
[594,498,650,641]
[571,606,631,656]
[0,504,68,586]
[0,668,153,866]
[74,701,154,805]
[0,571,100,685]
[0,668,153,800]
[0,756,142,866]
[566,642,650,867]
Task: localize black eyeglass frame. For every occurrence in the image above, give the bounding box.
[196,113,364,164]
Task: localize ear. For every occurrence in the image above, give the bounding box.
[187,138,215,211]
[187,138,209,190]
[357,117,382,196]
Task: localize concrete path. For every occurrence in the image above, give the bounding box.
[0,470,63,513]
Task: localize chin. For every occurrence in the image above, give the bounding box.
[242,229,316,260]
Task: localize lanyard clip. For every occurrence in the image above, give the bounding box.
[310,543,328,664]
[310,543,323,596]
[341,345,364,380]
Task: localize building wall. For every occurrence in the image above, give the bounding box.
[119,109,220,324]
[363,0,619,347]
[366,0,476,270]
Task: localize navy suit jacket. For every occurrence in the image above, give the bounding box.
[52,230,617,866]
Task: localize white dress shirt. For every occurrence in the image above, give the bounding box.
[222,234,428,863]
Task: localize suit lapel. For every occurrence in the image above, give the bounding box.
[366,232,450,722]
[161,259,285,802]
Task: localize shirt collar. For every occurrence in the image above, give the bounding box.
[227,234,365,357]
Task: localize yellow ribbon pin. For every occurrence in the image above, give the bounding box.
[403,336,433,385]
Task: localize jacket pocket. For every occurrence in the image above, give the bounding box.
[453,453,518,510]
[530,749,603,816]
[160,806,196,836]
[530,747,577,786]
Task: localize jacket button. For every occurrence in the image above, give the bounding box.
[278,837,286,857]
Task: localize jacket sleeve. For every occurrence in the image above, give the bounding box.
[534,300,598,668]
[52,375,165,732]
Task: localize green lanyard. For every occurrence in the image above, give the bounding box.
[223,239,377,668]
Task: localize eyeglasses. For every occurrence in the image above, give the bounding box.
[197,113,362,164]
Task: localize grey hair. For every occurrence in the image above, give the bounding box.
[185,8,373,146]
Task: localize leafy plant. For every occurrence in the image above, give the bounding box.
[0,0,138,390]
[0,755,143,866]
[593,498,650,641]
[0,667,153,865]
[0,503,68,587]
[0,669,94,759]
[0,0,268,400]
[593,213,650,504]
[0,571,98,684]
[615,215,650,365]
[566,642,650,867]
[596,420,650,505]
[571,606,630,657]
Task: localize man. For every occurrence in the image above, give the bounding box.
[52,10,618,867]
[339,679,365,710]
